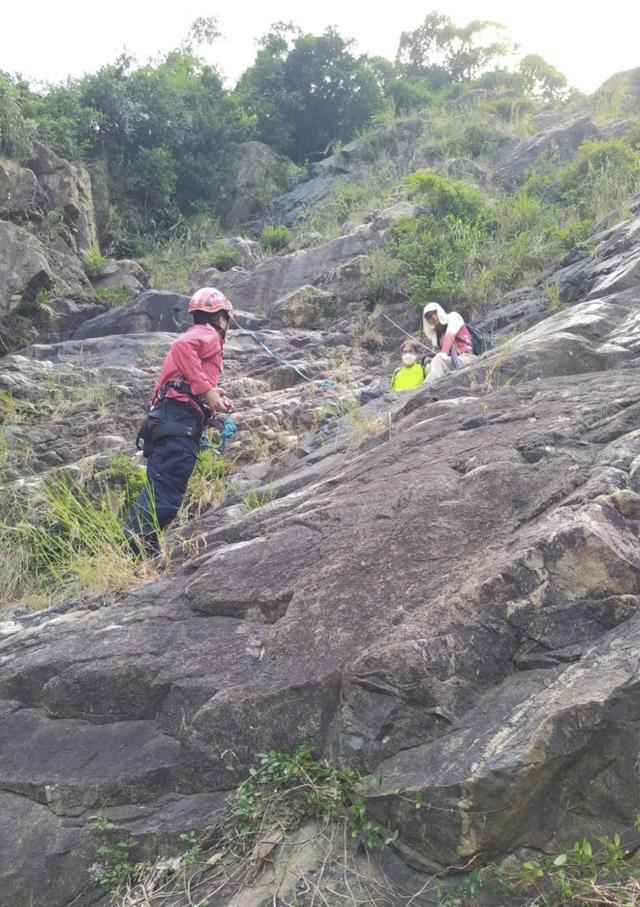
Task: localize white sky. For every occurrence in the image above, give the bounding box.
[3,0,639,94]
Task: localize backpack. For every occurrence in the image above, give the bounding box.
[466,323,492,356]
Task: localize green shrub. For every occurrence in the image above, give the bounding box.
[438,821,640,906]
[211,242,240,271]
[460,122,505,158]
[387,212,490,308]
[407,170,492,223]
[82,248,109,279]
[17,288,56,319]
[478,96,536,123]
[383,156,623,315]
[0,74,33,159]
[96,286,130,308]
[259,224,291,253]
[524,138,640,220]
[332,184,370,223]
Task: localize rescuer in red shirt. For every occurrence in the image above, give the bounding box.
[125,287,234,555]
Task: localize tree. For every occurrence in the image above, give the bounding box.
[0,73,33,159]
[236,24,387,162]
[518,54,568,101]
[396,11,515,88]
[234,22,299,156]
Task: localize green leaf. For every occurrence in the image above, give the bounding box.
[553,853,567,866]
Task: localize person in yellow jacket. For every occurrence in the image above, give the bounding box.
[390,341,428,391]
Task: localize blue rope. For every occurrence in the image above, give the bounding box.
[200,413,237,455]
[198,321,336,456]
[231,317,316,383]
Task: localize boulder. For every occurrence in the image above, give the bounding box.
[28,141,98,254]
[187,265,225,290]
[72,290,189,340]
[257,174,336,228]
[214,225,384,312]
[271,285,341,329]
[0,158,38,217]
[221,141,302,228]
[371,201,421,231]
[310,148,352,178]
[92,258,148,296]
[225,236,263,270]
[0,221,96,351]
[491,117,605,191]
[445,156,487,183]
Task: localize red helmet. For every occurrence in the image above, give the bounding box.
[187,287,233,316]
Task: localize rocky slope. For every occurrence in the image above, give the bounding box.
[2,78,640,906]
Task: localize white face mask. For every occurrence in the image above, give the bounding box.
[402,353,417,366]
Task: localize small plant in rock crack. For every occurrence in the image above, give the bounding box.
[225,745,399,851]
[178,831,202,866]
[89,815,137,895]
[83,247,109,279]
[241,487,277,510]
[437,817,640,906]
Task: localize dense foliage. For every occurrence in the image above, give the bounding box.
[385,132,640,312]
[0,10,573,251]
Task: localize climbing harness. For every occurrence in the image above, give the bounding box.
[152,376,213,423]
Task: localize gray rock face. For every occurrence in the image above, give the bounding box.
[3,295,640,903]
[92,258,148,296]
[258,174,336,228]
[6,92,640,907]
[28,141,98,254]
[475,286,548,338]
[0,158,38,217]
[214,225,384,313]
[538,203,640,305]
[72,290,189,340]
[491,117,605,190]
[0,220,97,351]
[221,141,301,227]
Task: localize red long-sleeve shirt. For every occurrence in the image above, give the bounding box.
[153,324,223,413]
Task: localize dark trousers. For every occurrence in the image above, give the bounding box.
[125,401,202,553]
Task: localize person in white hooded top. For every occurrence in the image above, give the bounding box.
[422,302,476,382]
